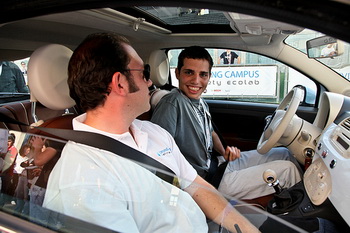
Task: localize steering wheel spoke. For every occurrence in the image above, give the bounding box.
[257,87,304,154]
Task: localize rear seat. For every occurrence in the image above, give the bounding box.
[0,44,78,132]
[0,103,25,131]
[0,100,77,131]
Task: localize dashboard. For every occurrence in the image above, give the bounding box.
[304,92,350,226]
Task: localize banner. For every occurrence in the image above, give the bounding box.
[335,65,350,80]
[170,65,278,97]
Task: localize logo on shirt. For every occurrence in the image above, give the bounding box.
[157,147,172,157]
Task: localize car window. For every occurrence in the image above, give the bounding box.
[168,48,317,105]
[0,129,115,232]
[285,29,350,81]
[0,128,306,232]
[0,58,30,104]
[13,59,29,85]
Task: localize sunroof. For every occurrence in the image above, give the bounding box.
[114,6,233,33]
[137,6,230,26]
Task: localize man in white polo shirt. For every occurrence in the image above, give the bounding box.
[43,33,259,233]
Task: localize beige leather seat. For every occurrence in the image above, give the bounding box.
[147,50,171,110]
[27,44,77,134]
[137,50,171,120]
[0,44,75,132]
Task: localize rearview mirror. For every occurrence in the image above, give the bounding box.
[306,36,344,59]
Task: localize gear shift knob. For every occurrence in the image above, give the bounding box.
[263,169,282,194]
[263,169,277,183]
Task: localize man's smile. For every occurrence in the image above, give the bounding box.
[188,85,201,92]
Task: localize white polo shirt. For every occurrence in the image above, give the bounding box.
[72,114,197,188]
[43,114,206,233]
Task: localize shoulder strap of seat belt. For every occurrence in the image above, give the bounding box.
[0,112,176,184]
[210,120,228,188]
[38,127,176,181]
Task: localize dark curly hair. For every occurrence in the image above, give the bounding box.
[68,33,132,112]
[177,46,213,72]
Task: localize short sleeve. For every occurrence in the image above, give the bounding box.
[151,99,178,137]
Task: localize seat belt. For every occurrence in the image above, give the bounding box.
[212,120,227,148]
[210,120,229,188]
[0,112,176,184]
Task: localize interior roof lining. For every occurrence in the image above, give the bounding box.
[1,0,350,42]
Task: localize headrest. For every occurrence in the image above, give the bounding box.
[28,44,76,110]
[150,89,170,110]
[148,50,169,87]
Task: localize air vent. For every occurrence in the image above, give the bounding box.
[341,118,350,131]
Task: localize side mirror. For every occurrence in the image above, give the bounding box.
[306,36,344,59]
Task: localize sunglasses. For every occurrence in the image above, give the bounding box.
[123,64,151,81]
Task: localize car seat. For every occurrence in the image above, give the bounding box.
[137,50,171,120]
[148,50,172,110]
[27,44,77,135]
[27,45,170,128]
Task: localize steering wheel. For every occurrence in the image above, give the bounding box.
[257,87,304,154]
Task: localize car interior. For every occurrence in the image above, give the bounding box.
[1,0,350,232]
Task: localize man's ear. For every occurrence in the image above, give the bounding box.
[111,72,127,96]
[175,68,180,80]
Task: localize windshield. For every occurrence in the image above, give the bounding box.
[285,29,350,81]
